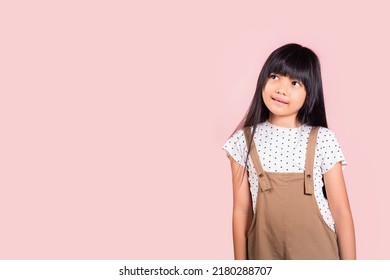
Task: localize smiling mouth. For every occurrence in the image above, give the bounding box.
[272,97,288,104]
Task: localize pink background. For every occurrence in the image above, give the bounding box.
[0,0,389,259]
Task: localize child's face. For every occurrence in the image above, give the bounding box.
[262,73,307,121]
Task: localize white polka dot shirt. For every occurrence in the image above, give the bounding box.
[222,120,347,232]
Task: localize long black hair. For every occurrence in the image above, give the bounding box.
[230,43,329,184]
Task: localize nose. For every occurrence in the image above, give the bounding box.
[276,88,286,95]
[275,77,289,95]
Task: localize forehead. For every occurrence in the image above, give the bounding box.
[267,58,308,82]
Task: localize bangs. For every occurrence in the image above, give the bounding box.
[266,50,312,86]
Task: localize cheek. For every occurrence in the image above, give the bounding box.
[262,88,267,98]
[295,90,307,104]
[262,83,273,96]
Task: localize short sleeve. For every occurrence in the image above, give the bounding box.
[222,129,248,167]
[320,128,347,174]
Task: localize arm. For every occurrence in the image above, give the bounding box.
[323,161,356,259]
[227,155,253,260]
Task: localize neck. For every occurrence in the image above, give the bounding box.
[267,116,302,128]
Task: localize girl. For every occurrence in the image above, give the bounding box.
[222,43,356,260]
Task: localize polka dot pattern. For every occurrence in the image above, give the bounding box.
[222,120,347,232]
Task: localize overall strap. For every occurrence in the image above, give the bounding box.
[243,127,271,192]
[304,126,320,195]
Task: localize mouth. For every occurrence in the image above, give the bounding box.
[272,97,288,104]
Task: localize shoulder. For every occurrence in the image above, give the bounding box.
[317,126,336,135]
[316,126,347,167]
[224,122,267,145]
[229,128,246,141]
[316,126,340,143]
[222,127,250,153]
[222,126,254,166]
[306,125,341,149]
[304,125,335,136]
[230,125,258,140]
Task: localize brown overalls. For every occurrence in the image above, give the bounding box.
[243,126,340,260]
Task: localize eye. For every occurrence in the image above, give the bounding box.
[292,80,302,87]
[269,74,278,80]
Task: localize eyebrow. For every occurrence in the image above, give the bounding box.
[270,73,302,82]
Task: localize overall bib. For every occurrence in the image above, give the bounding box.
[243,126,340,260]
